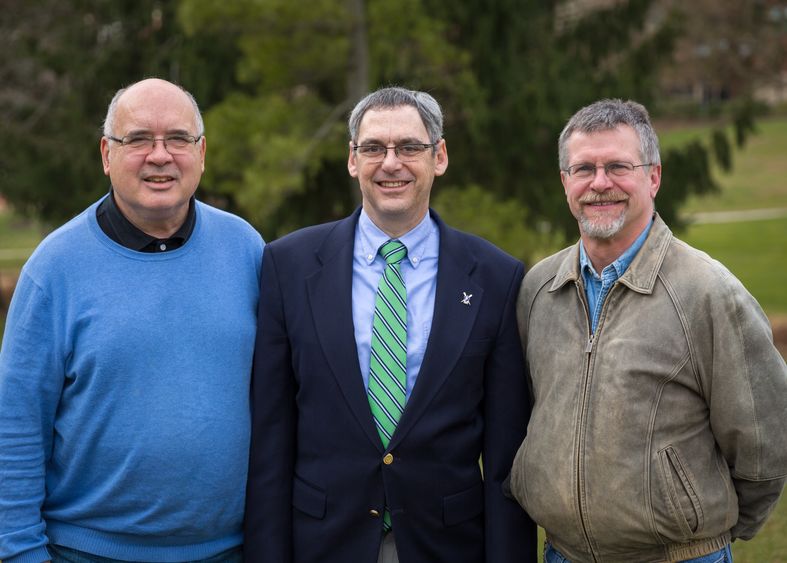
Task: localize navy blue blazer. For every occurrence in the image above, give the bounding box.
[244,209,536,563]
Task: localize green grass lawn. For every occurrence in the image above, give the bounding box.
[660,116,787,213]
[659,116,787,313]
[734,492,787,562]
[681,217,787,314]
[0,207,45,337]
[0,209,45,269]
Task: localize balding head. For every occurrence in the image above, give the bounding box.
[103,78,204,139]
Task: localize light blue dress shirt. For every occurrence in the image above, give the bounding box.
[580,220,652,333]
[353,209,439,400]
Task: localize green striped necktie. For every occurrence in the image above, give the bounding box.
[367,239,408,531]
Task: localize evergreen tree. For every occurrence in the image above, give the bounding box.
[1,0,757,262]
[0,1,240,225]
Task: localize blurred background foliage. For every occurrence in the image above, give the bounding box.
[1,0,784,263]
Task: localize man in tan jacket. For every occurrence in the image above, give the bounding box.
[508,98,787,563]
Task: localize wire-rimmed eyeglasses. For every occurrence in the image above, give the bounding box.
[353,142,438,163]
[563,161,652,179]
[106,133,203,154]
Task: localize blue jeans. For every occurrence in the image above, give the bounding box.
[48,544,243,563]
[544,542,733,563]
[543,543,571,563]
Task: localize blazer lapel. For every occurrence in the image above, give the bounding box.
[390,215,483,448]
[306,209,383,451]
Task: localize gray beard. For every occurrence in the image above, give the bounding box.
[578,209,627,240]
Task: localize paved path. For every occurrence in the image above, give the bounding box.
[686,207,787,224]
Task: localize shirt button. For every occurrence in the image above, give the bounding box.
[383,453,394,465]
[412,257,418,263]
[159,243,167,251]
[369,509,380,517]
[367,254,374,261]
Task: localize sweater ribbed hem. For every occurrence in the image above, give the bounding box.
[3,545,51,563]
[46,521,241,562]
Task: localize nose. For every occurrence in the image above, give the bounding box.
[145,138,174,164]
[380,146,403,171]
[589,165,614,190]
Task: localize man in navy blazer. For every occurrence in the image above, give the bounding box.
[244,87,536,562]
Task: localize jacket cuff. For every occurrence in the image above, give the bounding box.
[731,476,786,540]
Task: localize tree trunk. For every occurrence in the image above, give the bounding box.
[346,0,368,206]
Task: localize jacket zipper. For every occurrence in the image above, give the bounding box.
[574,280,617,562]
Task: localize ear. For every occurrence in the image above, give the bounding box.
[649,163,662,199]
[347,141,359,178]
[100,137,111,176]
[433,139,448,176]
[199,136,207,173]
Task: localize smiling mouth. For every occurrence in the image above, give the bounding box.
[586,201,621,206]
[581,195,627,207]
[377,180,410,188]
[144,175,176,184]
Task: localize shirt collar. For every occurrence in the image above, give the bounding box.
[357,209,434,268]
[579,218,653,280]
[96,188,196,252]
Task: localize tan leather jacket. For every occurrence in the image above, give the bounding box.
[509,216,787,562]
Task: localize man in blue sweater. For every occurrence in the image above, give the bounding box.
[0,78,263,563]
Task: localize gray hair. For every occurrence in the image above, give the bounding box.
[102,80,205,138]
[558,99,660,170]
[348,86,443,144]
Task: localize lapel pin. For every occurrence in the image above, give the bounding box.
[461,292,473,306]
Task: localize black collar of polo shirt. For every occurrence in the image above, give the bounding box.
[96,188,196,253]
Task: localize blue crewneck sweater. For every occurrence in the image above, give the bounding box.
[0,198,263,563]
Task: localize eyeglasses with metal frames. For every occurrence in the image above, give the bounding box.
[106,133,203,154]
[352,142,438,162]
[563,161,652,179]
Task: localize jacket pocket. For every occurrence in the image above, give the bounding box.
[657,446,704,539]
[442,482,484,526]
[292,475,327,519]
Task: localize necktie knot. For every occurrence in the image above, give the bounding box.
[379,240,407,265]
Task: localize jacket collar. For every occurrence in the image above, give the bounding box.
[549,214,673,295]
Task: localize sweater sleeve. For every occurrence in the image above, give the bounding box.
[0,270,64,563]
